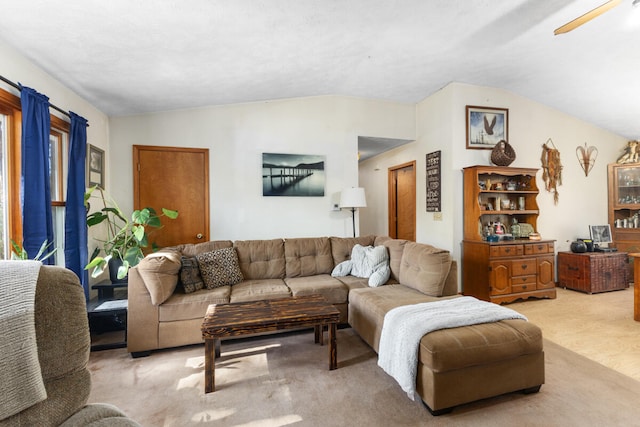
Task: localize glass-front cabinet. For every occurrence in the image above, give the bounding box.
[608,163,640,253]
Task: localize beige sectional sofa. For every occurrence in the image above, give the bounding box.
[127,234,544,414]
[128,235,456,355]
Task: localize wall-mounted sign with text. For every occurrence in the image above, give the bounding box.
[426,151,441,212]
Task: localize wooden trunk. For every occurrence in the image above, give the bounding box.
[557,251,629,294]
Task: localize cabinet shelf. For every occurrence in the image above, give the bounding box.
[479,190,538,194]
[481,210,538,216]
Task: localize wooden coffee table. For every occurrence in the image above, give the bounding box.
[201,294,340,393]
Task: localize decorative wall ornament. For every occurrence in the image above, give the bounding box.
[575,143,598,177]
[616,140,640,164]
[490,140,516,166]
[541,138,562,204]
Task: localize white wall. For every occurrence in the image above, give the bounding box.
[109,96,415,240]
[360,82,628,289]
[0,39,110,155]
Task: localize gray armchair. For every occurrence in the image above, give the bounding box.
[0,264,140,427]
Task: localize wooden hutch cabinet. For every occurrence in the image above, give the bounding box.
[608,162,640,254]
[462,165,556,304]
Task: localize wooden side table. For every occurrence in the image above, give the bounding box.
[92,280,128,300]
[557,251,628,294]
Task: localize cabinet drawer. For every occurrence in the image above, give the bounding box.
[524,242,554,255]
[511,259,536,276]
[511,282,536,293]
[490,245,524,258]
[511,274,537,286]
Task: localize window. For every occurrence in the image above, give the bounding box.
[0,114,7,258]
[0,87,70,264]
[50,117,69,266]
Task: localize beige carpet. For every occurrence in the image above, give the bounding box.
[89,325,640,426]
[510,285,640,381]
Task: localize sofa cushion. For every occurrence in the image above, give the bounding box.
[197,247,244,289]
[285,237,333,278]
[137,250,182,305]
[229,279,291,303]
[418,319,543,372]
[169,240,233,257]
[179,256,204,293]
[374,236,408,282]
[330,235,376,265]
[159,286,231,322]
[333,275,370,293]
[398,242,452,297]
[234,239,286,280]
[284,274,348,304]
[348,285,449,352]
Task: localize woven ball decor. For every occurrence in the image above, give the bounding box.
[491,140,516,166]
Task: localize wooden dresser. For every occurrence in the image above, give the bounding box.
[461,165,556,304]
[557,251,629,294]
[462,240,556,304]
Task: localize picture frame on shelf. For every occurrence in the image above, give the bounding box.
[87,144,105,189]
[466,105,509,149]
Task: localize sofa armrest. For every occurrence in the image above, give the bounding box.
[127,267,160,354]
[441,259,458,296]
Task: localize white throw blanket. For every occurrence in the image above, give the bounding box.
[377,296,527,400]
[0,260,45,420]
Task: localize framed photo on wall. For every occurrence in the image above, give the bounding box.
[262,153,325,197]
[87,144,105,189]
[466,105,509,149]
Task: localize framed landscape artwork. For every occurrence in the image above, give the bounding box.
[262,153,325,197]
[466,105,509,149]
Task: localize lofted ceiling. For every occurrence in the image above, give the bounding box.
[0,0,639,149]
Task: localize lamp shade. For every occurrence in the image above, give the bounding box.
[339,187,367,208]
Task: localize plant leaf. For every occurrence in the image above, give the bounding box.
[117,260,130,280]
[87,212,108,226]
[162,208,179,219]
[132,224,145,241]
[146,215,162,228]
[132,209,150,225]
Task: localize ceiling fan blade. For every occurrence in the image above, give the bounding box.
[554,0,621,35]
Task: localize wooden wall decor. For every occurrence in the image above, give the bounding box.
[541,139,562,204]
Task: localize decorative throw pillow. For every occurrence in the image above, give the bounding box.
[331,260,353,277]
[348,244,390,287]
[179,256,204,293]
[196,247,244,289]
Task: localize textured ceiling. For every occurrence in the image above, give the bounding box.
[0,0,639,142]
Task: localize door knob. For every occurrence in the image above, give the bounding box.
[196,233,203,239]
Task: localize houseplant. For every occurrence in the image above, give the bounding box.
[84,186,178,281]
[10,239,57,261]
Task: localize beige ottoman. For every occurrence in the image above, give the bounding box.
[348,285,544,415]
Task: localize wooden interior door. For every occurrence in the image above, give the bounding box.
[133,145,209,248]
[388,161,416,241]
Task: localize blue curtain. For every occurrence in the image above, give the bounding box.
[65,112,89,299]
[20,86,54,264]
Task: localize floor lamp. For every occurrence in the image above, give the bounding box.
[340,187,367,237]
